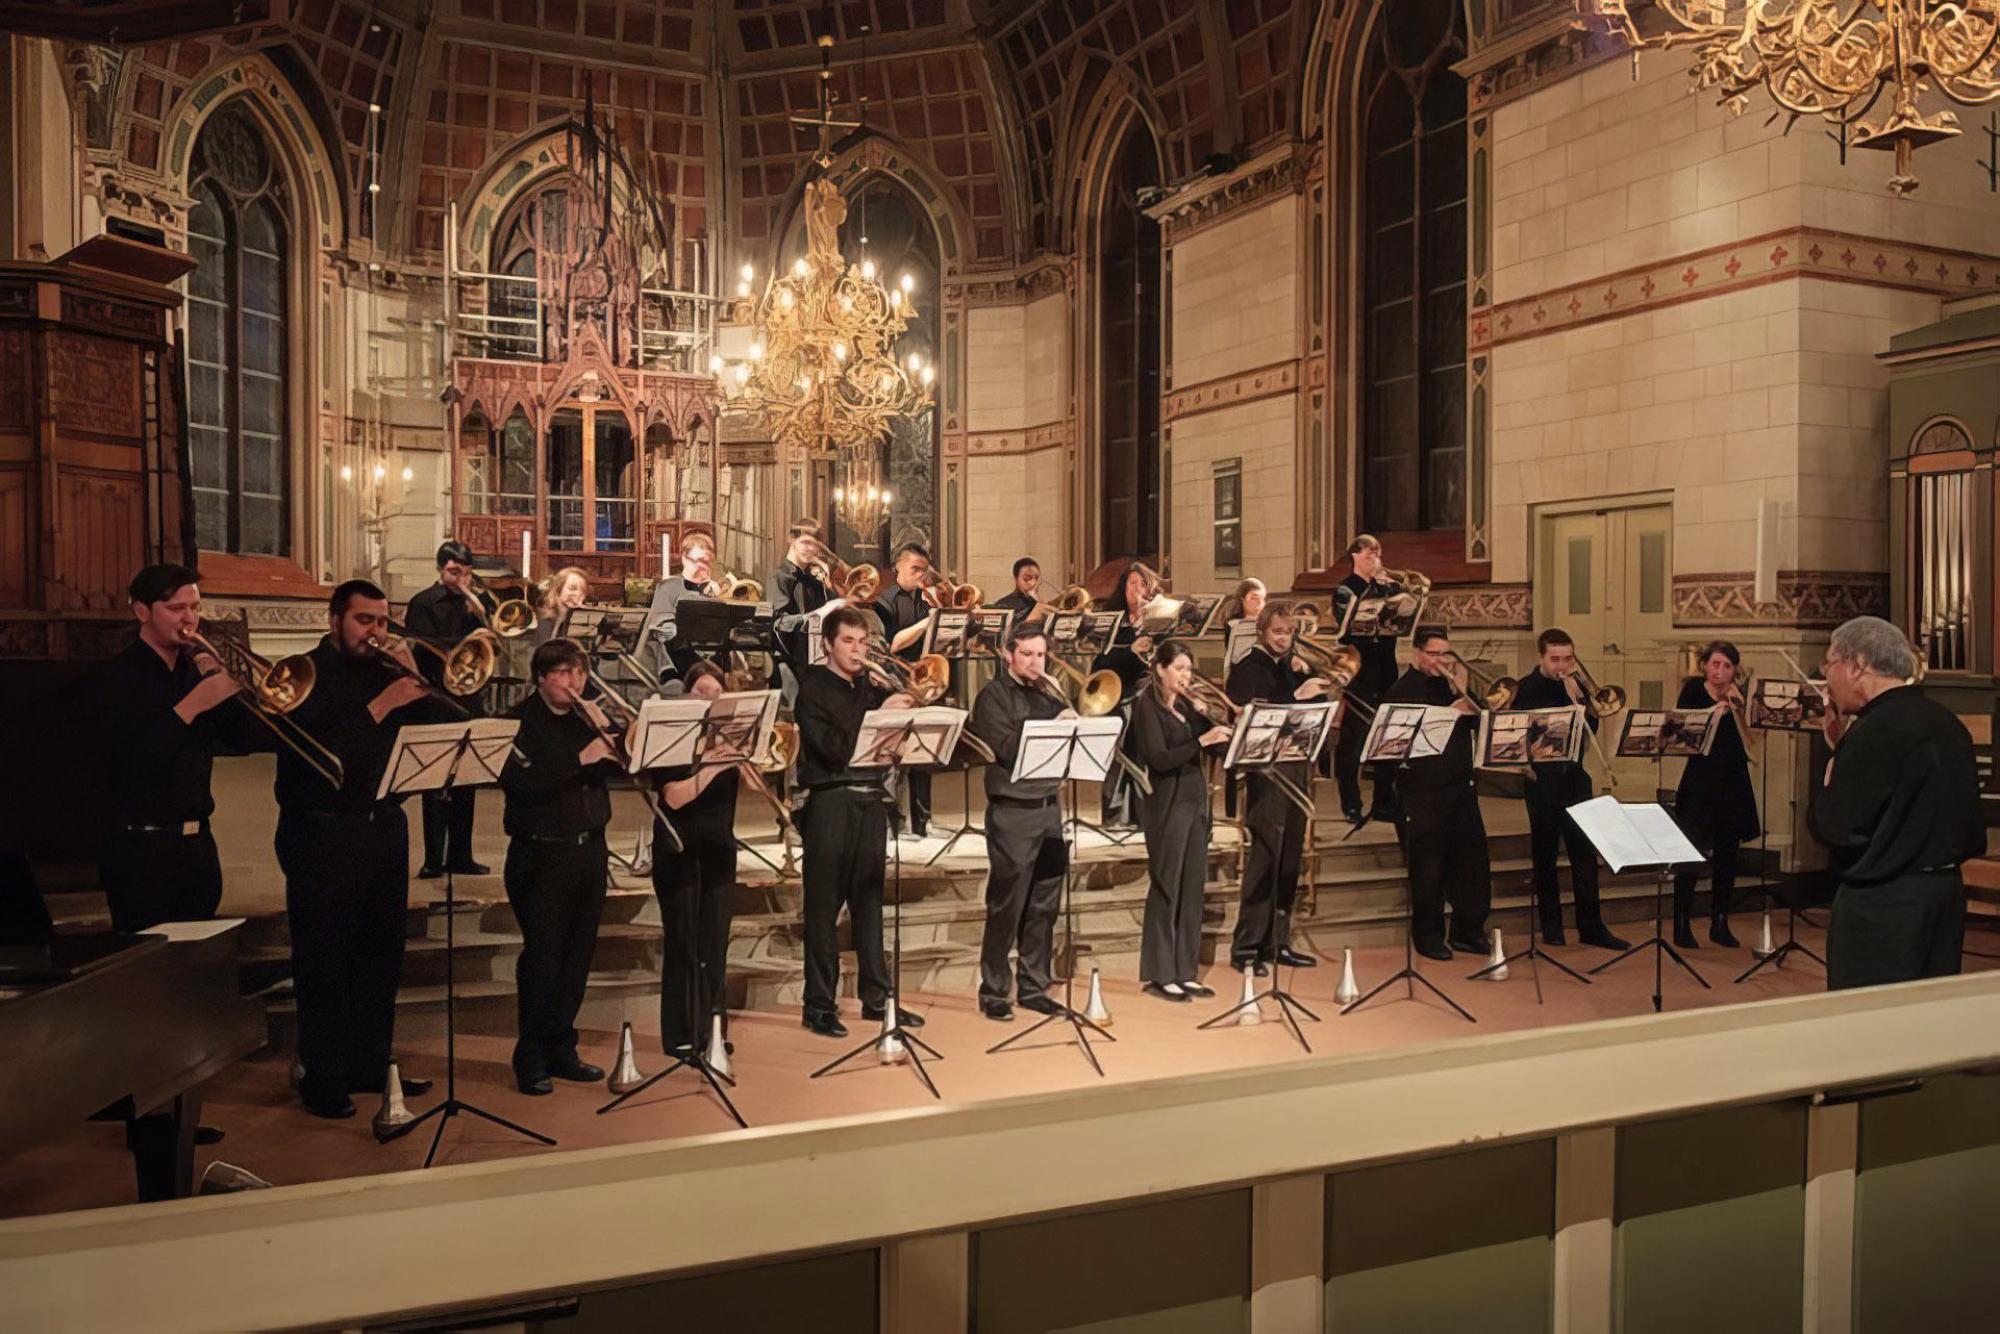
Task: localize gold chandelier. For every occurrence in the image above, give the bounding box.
[1578,1,2000,194]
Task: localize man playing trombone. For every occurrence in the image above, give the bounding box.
[1225,604,1330,974]
[642,530,719,685]
[404,541,495,880]
[770,520,831,701]
[496,638,617,1095]
[990,557,1045,620]
[85,564,265,933]
[1330,535,1404,824]
[1382,628,1492,959]
[872,542,936,838]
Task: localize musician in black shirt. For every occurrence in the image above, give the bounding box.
[873,542,935,838]
[273,580,450,1119]
[968,621,1072,1021]
[1130,641,1232,1000]
[770,521,830,697]
[794,606,920,1037]
[1383,628,1492,958]
[1509,629,1630,951]
[1810,616,1985,989]
[1671,641,1758,949]
[1092,560,1158,828]
[653,660,741,1055]
[1329,535,1403,823]
[403,541,494,880]
[642,530,717,684]
[85,565,259,933]
[1225,605,1330,973]
[989,557,1045,619]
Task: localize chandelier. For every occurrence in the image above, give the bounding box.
[1577,2,2000,194]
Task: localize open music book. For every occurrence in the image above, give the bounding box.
[1565,795,1703,872]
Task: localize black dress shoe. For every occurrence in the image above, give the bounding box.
[516,1074,554,1096]
[447,860,491,877]
[399,1076,433,1099]
[1541,928,1568,947]
[802,1012,849,1039]
[1342,805,1365,824]
[194,1125,226,1147]
[1274,947,1318,968]
[1017,994,1063,1016]
[1709,919,1741,949]
[416,864,444,881]
[1182,981,1216,998]
[1673,922,1700,950]
[1415,939,1455,962]
[1579,927,1632,951]
[550,1059,605,1083]
[302,1093,356,1120]
[1144,982,1191,1003]
[1447,934,1492,956]
[980,999,1014,1021]
[863,1003,924,1028]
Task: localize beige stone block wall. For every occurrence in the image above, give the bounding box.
[959,287,1069,595]
[1169,394,1297,594]
[965,304,1027,434]
[1170,194,1300,386]
[963,450,1066,597]
[1023,291,1069,426]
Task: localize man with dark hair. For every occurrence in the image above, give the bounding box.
[1225,605,1330,974]
[770,521,829,701]
[1382,626,1491,959]
[793,605,919,1037]
[1811,615,1985,989]
[83,565,257,932]
[968,620,1073,1021]
[404,540,494,879]
[273,578,450,1118]
[1510,627,1629,950]
[1330,534,1401,825]
[873,541,936,838]
[496,637,615,1094]
[990,558,1043,619]
[643,530,718,685]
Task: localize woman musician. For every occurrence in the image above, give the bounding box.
[1671,640,1758,949]
[533,565,592,645]
[1091,560,1160,829]
[1129,641,1232,1001]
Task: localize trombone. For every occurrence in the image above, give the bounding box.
[1029,584,1095,619]
[180,629,345,790]
[705,572,764,603]
[1441,651,1518,710]
[1034,660,1154,797]
[921,570,983,611]
[560,686,682,854]
[864,644,953,704]
[367,626,503,718]
[1291,634,1377,724]
[1567,655,1626,717]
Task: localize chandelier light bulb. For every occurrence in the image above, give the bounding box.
[833,342,848,362]
[734,363,750,384]
[861,259,877,280]
[868,486,880,501]
[741,263,754,282]
[736,280,751,297]
[907,352,921,372]
[749,341,765,361]
[899,273,914,293]
[400,465,413,482]
[921,366,934,386]
[793,257,810,277]
[779,288,795,309]
[340,465,353,481]
[372,463,386,481]
[890,289,901,308]
[881,489,893,505]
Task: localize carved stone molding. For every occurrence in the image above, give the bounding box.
[1672,571,1889,628]
[200,597,335,632]
[1423,584,1534,629]
[1461,11,1632,116]
[953,256,1075,310]
[1473,227,2000,351]
[1150,142,1316,249]
[961,419,1071,458]
[1161,360,1299,425]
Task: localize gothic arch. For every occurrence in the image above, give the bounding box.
[452,121,677,277]
[774,136,973,281]
[1052,54,1168,255]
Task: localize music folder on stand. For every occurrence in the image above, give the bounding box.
[986,713,1124,1076]
[809,704,967,1098]
[1570,794,1711,1012]
[372,718,556,1167]
[1735,684,1827,982]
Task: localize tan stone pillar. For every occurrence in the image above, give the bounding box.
[1553,1127,1616,1334]
[1250,1172,1326,1333]
[881,1230,969,1334]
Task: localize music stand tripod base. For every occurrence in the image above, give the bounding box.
[598,1050,747,1128]
[1198,960,1324,1052]
[1466,882,1592,1004]
[1588,866,1711,1012]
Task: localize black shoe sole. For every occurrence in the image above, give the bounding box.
[301,1099,356,1120]
[981,1008,1014,1022]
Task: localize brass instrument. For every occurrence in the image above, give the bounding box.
[864,645,952,704]
[1441,651,1518,710]
[1024,584,1094,621]
[706,572,764,603]
[180,629,345,790]
[1378,567,1433,598]
[1290,634,1376,724]
[831,562,882,603]
[921,570,982,611]
[490,597,538,638]
[1565,656,1627,717]
[1137,592,1186,636]
[1182,672,1239,725]
[367,626,503,717]
[1035,661,1153,797]
[560,687,682,853]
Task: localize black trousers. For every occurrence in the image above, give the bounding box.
[801,787,892,1018]
[1233,771,1307,963]
[420,788,479,870]
[1827,870,1965,990]
[1334,703,1394,815]
[275,807,410,1105]
[503,830,608,1077]
[653,819,734,1053]
[99,826,222,933]
[1140,788,1208,984]
[1673,840,1740,925]
[1099,708,1138,826]
[978,796,1067,1005]
[1525,771,1607,936]
[1397,780,1492,946]
[897,768,931,836]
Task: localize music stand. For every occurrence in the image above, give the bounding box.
[598,709,759,1127]
[1572,795,1711,1012]
[811,706,965,1098]
[921,612,1003,865]
[987,715,1123,1075]
[1737,682,1828,981]
[1203,700,1340,1047]
[372,719,555,1166]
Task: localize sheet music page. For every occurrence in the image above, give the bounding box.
[1015,715,1124,783]
[1626,802,1703,865]
[376,718,521,800]
[1413,704,1464,757]
[849,706,968,769]
[1566,795,1703,871]
[626,696,711,772]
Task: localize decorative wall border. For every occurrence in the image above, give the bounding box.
[1473,228,2000,352]
[1148,142,1316,249]
[1672,570,1888,629]
[1423,583,1534,629]
[1161,359,1300,425]
[955,257,1073,310]
[1461,9,1633,117]
[957,419,1072,458]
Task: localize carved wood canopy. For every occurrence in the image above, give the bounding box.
[0,1,286,43]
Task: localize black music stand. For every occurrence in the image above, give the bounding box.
[1737,692,1828,981]
[1574,795,1711,1012]
[372,720,555,1166]
[987,715,1122,1076]
[810,707,963,1098]
[921,611,1003,865]
[1203,700,1340,1047]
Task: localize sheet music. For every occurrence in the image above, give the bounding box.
[803,598,848,666]
[849,706,968,769]
[1223,700,1335,770]
[1565,795,1703,872]
[625,690,779,772]
[376,719,520,800]
[1014,716,1125,784]
[1224,619,1258,666]
[1361,702,1463,765]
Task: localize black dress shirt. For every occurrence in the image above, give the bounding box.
[499,692,618,838]
[1128,689,1211,780]
[661,763,741,837]
[1333,573,1400,697]
[1382,667,1477,790]
[86,636,267,827]
[1227,644,1307,707]
[991,589,1037,616]
[1809,685,1985,887]
[1092,611,1149,697]
[770,559,829,667]
[275,637,456,813]
[1508,666,1599,781]
[402,581,491,715]
[794,664,893,790]
[970,670,1068,800]
[873,586,932,662]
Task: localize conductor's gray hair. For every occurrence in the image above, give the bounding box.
[1828,616,1916,680]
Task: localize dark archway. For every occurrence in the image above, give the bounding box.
[1098,122,1163,563]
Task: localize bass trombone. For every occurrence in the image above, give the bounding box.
[1291,635,1376,724]
[1442,651,1518,710]
[1566,656,1627,717]
[180,628,345,790]
[864,645,953,704]
[1033,661,1154,797]
[367,626,503,717]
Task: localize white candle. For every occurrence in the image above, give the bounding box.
[520,529,531,580]
[660,539,669,580]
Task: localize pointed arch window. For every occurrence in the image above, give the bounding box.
[1361,1,1468,533]
[186,102,293,557]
